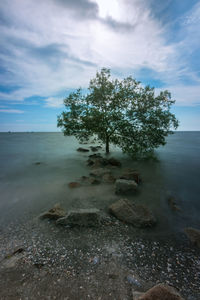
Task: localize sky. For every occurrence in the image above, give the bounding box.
[0,0,200,131]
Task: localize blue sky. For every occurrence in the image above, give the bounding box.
[0,0,200,131]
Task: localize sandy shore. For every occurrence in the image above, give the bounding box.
[0,215,199,299]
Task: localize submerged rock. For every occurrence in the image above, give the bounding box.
[40,204,66,220]
[77,147,89,152]
[90,168,111,177]
[184,227,200,248]
[135,284,184,300]
[87,154,121,168]
[119,168,141,184]
[115,179,137,194]
[109,199,156,228]
[90,146,102,152]
[56,208,101,227]
[68,182,81,188]
[102,173,116,183]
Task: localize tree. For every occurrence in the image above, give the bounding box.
[57,68,179,158]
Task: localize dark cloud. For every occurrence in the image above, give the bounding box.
[52,0,99,19]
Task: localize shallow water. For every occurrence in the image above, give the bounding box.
[0,132,200,241]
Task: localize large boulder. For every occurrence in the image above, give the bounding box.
[107,157,121,167]
[134,284,184,300]
[184,227,200,248]
[115,179,137,194]
[119,169,141,184]
[56,208,101,227]
[40,204,66,220]
[109,199,156,228]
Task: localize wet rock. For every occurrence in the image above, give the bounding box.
[109,199,156,228]
[168,197,181,212]
[115,179,137,194]
[88,177,101,185]
[77,147,89,152]
[107,157,121,167]
[102,173,116,183]
[2,248,25,269]
[135,284,184,300]
[90,168,111,177]
[119,168,141,184]
[56,208,101,227]
[87,154,121,168]
[68,182,81,188]
[90,146,101,152]
[34,161,42,165]
[184,227,200,248]
[40,203,66,220]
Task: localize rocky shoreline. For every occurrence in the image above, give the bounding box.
[0,145,200,299]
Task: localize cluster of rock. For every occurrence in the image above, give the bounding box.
[41,151,200,248]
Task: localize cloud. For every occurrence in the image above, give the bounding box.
[0,109,24,113]
[44,97,64,108]
[0,0,199,108]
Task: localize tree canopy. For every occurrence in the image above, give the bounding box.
[57,68,179,158]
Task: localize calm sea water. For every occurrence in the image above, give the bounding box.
[0,132,200,240]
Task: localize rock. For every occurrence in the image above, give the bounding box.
[115,179,138,194]
[56,208,101,227]
[184,227,200,248]
[40,204,66,220]
[109,199,156,228]
[135,284,184,300]
[77,147,89,152]
[87,154,121,168]
[2,248,25,269]
[34,161,41,165]
[120,169,141,184]
[80,176,100,185]
[90,146,101,152]
[88,177,101,185]
[168,197,181,212]
[107,157,121,167]
[68,182,81,188]
[102,173,116,183]
[90,168,111,177]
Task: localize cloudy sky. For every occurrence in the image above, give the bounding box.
[0,0,200,131]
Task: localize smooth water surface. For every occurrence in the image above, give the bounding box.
[0,132,200,241]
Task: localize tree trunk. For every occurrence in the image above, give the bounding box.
[106,136,109,154]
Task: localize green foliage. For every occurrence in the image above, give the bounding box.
[57,68,179,157]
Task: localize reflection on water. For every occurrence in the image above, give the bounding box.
[0,132,200,241]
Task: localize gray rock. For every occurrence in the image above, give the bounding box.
[102,173,116,183]
[115,179,137,194]
[56,208,101,227]
[40,204,66,220]
[109,199,156,228]
[119,168,141,184]
[90,168,111,177]
[184,227,200,248]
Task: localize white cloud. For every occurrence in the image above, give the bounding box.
[0,0,176,103]
[44,97,64,108]
[0,109,24,113]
